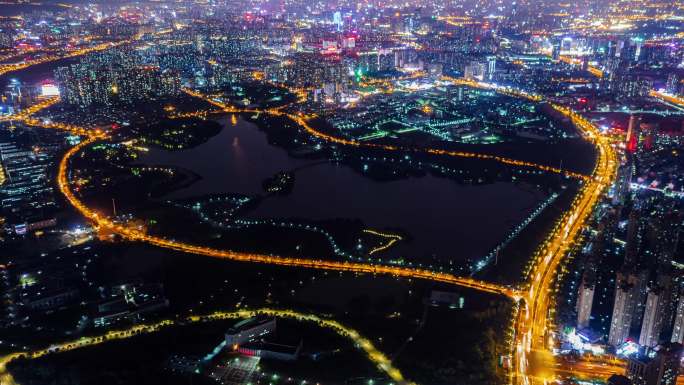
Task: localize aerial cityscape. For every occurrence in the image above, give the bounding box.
[0,0,682,384]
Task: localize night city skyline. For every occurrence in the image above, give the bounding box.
[0,1,683,385]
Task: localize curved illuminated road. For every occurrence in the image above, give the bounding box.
[177,86,616,385]
[0,26,179,78]
[48,122,519,299]
[67,141,518,295]
[0,41,130,77]
[0,308,415,385]
[650,89,684,108]
[511,105,617,385]
[183,88,590,182]
[6,77,618,385]
[0,97,60,122]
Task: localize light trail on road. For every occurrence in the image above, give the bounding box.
[510,103,617,385]
[22,116,108,138]
[0,97,59,122]
[0,41,129,77]
[554,358,626,381]
[0,96,107,137]
[649,89,684,109]
[557,56,604,78]
[431,78,618,385]
[0,26,180,78]
[0,308,415,385]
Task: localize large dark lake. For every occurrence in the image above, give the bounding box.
[138,115,547,262]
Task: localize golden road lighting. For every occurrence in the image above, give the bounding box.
[5,77,618,385]
[0,308,416,385]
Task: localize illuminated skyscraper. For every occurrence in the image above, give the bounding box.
[640,290,662,347]
[640,284,670,348]
[609,272,639,346]
[333,11,342,32]
[652,212,679,272]
[464,61,486,81]
[666,73,679,95]
[626,115,640,153]
[552,39,561,60]
[576,274,595,329]
[612,160,633,205]
[670,295,684,344]
[624,207,644,266]
[486,56,496,80]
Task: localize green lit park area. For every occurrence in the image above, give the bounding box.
[329,83,572,145]
[137,118,223,150]
[205,81,300,110]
